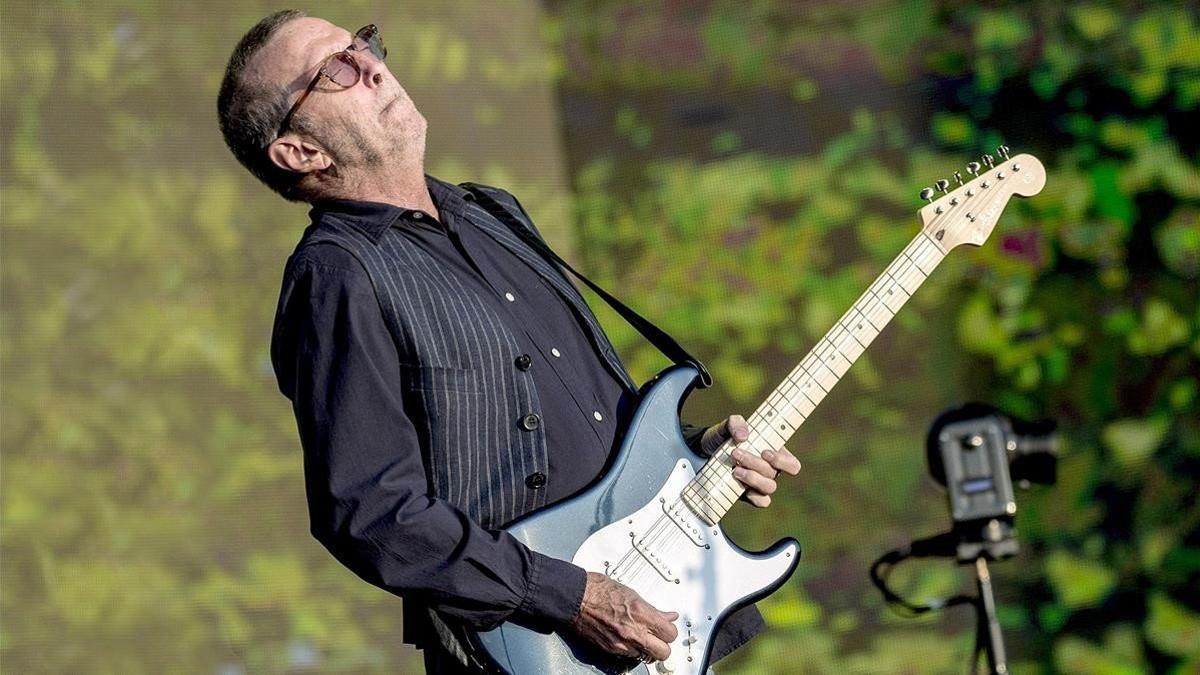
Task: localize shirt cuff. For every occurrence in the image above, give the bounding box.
[516,551,587,627]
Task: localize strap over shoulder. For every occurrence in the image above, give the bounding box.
[460,182,713,389]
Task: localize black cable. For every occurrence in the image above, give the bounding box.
[869,531,975,616]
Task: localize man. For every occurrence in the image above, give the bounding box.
[217,10,801,673]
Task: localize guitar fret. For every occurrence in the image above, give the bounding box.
[753,426,788,450]
[861,295,891,329]
[921,229,948,255]
[910,239,941,274]
[843,308,877,345]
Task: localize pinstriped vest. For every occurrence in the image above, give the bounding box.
[292,183,637,531]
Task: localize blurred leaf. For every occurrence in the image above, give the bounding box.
[1102,417,1169,469]
[1054,635,1143,675]
[1070,5,1121,41]
[1154,206,1200,279]
[974,10,1032,50]
[1127,298,1190,356]
[1091,162,1136,226]
[760,590,822,629]
[1046,550,1118,609]
[1145,592,1200,658]
[931,112,975,146]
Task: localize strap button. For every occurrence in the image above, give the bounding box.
[525,472,547,489]
[520,413,541,431]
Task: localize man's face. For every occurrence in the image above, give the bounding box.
[251,17,426,172]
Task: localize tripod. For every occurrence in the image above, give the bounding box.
[869,526,1014,675]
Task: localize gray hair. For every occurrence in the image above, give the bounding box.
[217,9,309,201]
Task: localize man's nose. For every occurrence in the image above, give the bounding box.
[358,54,388,89]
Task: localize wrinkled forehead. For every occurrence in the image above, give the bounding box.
[247,17,353,92]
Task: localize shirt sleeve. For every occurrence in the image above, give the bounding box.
[270,246,586,631]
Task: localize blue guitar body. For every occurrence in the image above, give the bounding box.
[468,365,801,674]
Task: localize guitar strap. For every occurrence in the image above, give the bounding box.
[461,183,713,389]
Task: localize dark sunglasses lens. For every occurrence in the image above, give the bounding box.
[355,25,386,60]
[325,53,360,87]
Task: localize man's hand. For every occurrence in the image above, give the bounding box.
[699,414,802,508]
[570,572,679,661]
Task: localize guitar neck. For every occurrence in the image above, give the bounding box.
[682,229,948,525]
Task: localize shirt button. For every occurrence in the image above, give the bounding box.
[412,212,423,220]
[504,292,516,302]
[551,348,561,358]
[514,354,532,371]
[525,472,547,489]
[593,411,603,422]
[520,413,541,431]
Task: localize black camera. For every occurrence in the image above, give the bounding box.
[926,403,1058,561]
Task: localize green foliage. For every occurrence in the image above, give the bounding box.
[3,0,1198,673]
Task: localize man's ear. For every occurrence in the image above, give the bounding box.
[267,134,332,174]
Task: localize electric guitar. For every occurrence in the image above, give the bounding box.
[467,149,1046,674]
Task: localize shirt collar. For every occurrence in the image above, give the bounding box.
[308,175,477,243]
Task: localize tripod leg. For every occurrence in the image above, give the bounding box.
[975,557,1009,675]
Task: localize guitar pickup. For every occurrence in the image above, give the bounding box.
[631,532,679,583]
[662,497,708,547]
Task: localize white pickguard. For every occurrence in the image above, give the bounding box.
[572,460,799,674]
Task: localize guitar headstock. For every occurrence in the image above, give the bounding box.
[917,147,1046,249]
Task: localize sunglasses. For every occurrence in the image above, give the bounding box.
[276,24,388,140]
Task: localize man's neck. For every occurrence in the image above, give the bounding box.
[333,163,440,221]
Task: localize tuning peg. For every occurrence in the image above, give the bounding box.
[954,171,963,186]
[982,154,995,168]
[919,187,935,203]
[997,145,1010,159]
[935,179,950,194]
[966,161,981,176]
